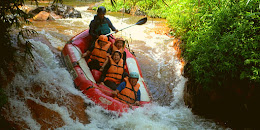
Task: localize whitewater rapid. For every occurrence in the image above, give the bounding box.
[2,6,227,129]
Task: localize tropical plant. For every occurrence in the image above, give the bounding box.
[183,0,260,88]
[0,0,63,107]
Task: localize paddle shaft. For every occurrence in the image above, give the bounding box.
[105,24,137,36]
[68,17,147,43]
[106,17,147,36]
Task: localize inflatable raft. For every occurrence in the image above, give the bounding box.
[61,30,152,113]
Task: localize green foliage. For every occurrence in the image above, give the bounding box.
[0,0,37,71]
[100,0,131,12]
[183,0,260,88]
[0,0,62,70]
[0,0,37,107]
[0,0,62,107]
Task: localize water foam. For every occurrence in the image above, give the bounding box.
[3,38,91,128]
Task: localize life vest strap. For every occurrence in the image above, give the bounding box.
[117,95,135,105]
[91,55,106,60]
[94,47,107,52]
[105,76,121,80]
[111,64,124,68]
[125,86,136,92]
[107,72,123,75]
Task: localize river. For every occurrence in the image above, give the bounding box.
[6,6,228,129]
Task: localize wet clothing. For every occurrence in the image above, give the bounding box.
[100,57,127,90]
[89,15,117,39]
[103,80,118,90]
[87,42,111,70]
[88,41,111,70]
[105,57,124,84]
[88,42,112,54]
[115,78,141,104]
[88,59,102,70]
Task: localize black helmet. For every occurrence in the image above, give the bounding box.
[97,6,106,14]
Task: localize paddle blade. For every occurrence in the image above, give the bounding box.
[136,17,147,25]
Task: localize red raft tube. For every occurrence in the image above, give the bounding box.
[61,29,152,113]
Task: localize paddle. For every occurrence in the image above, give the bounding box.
[67,17,148,44]
[105,17,147,36]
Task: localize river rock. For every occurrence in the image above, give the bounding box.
[129,7,146,16]
[134,8,146,16]
[118,7,145,15]
[28,7,45,16]
[29,4,82,21]
[0,32,89,129]
[48,12,63,20]
[183,79,260,128]
[26,99,65,129]
[45,3,82,18]
[33,11,50,21]
[1,84,89,129]
[119,8,131,14]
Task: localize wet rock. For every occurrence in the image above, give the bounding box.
[0,32,89,129]
[118,7,145,15]
[28,7,45,16]
[33,11,50,21]
[27,33,61,55]
[65,94,89,124]
[19,5,33,14]
[45,3,82,18]
[48,12,63,20]
[0,115,15,130]
[26,99,65,129]
[32,85,89,125]
[28,4,82,21]
[1,84,89,129]
[183,79,260,129]
[119,8,131,14]
[1,105,30,130]
[129,7,146,16]
[134,8,146,16]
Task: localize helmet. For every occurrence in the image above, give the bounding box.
[97,6,106,14]
[129,72,139,79]
[115,37,125,44]
[98,35,108,42]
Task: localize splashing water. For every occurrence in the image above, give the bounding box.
[3,6,228,129]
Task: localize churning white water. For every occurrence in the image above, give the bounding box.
[3,6,228,129]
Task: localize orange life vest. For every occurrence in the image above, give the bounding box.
[104,57,124,84]
[112,44,125,58]
[89,41,111,66]
[116,77,140,104]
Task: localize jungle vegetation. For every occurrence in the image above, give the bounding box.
[0,0,63,107]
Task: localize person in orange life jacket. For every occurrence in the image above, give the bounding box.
[100,51,127,90]
[89,6,118,43]
[82,35,112,71]
[111,72,141,106]
[112,37,126,62]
